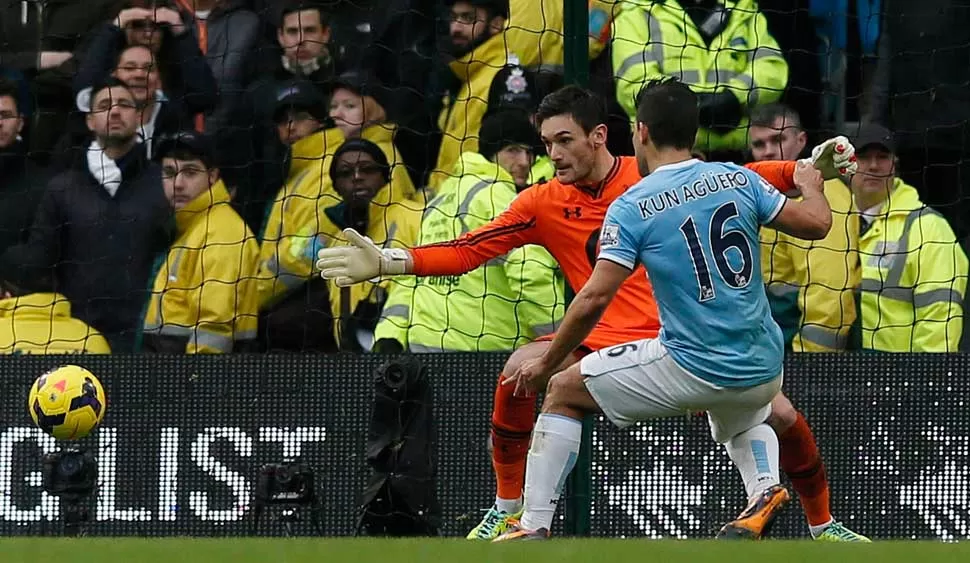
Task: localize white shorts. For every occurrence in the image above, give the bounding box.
[580,338,783,444]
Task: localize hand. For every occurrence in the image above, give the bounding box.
[38,51,72,70]
[792,160,824,195]
[316,228,411,287]
[114,7,154,29]
[800,135,857,181]
[502,357,553,398]
[153,7,186,35]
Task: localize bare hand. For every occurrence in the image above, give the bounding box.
[115,7,154,29]
[793,160,824,195]
[502,357,553,398]
[38,51,72,70]
[153,7,186,35]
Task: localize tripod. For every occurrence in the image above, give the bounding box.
[249,498,324,537]
[59,494,92,537]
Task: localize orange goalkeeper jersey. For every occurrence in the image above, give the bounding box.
[410,157,796,346]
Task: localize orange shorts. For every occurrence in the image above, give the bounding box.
[535,327,660,357]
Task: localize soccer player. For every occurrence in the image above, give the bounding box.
[316,86,862,541]
[493,77,838,541]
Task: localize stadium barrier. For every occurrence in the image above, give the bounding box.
[0,353,967,540]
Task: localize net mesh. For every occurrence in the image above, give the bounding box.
[0,0,966,539]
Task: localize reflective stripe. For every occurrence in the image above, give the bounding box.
[486,255,508,267]
[799,324,848,349]
[883,208,938,288]
[752,46,784,61]
[409,343,448,353]
[190,331,233,353]
[914,288,964,309]
[766,282,798,298]
[532,320,559,337]
[265,255,305,291]
[615,11,665,79]
[380,304,410,321]
[234,329,257,341]
[457,181,497,234]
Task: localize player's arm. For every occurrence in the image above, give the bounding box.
[746,136,857,196]
[766,161,832,240]
[316,189,540,286]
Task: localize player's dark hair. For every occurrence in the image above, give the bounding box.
[535,85,608,135]
[749,102,803,132]
[635,78,698,151]
[0,78,20,112]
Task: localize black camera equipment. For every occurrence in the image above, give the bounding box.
[41,447,97,537]
[249,461,323,536]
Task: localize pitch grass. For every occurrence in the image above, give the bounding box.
[0,539,967,563]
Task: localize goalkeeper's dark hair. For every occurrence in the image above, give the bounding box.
[535,85,608,135]
[635,77,698,151]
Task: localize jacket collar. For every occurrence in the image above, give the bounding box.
[289,127,345,179]
[448,33,509,82]
[174,179,232,234]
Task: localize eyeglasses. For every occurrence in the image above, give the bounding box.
[332,163,384,179]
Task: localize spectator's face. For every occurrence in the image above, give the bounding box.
[850,145,895,206]
[540,114,600,185]
[278,9,330,63]
[495,145,532,188]
[276,109,322,145]
[0,95,24,150]
[113,46,160,104]
[329,88,364,137]
[85,86,139,145]
[332,151,385,206]
[748,117,807,162]
[449,2,495,52]
[125,18,164,53]
[162,156,216,210]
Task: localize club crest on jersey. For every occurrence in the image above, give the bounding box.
[600,224,620,248]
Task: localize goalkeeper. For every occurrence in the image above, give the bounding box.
[318,87,863,541]
[372,110,565,353]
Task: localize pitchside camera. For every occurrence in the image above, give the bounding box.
[42,447,97,498]
[255,462,316,505]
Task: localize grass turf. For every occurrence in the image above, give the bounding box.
[0,539,965,563]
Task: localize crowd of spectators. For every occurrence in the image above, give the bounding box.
[0,0,965,355]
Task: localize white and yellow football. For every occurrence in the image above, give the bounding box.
[28,365,107,440]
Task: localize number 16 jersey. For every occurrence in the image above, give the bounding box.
[598,159,788,387]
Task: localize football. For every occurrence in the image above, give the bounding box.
[28,365,107,440]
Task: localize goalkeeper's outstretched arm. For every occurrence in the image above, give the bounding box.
[317,189,541,286]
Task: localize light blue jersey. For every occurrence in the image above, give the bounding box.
[598,159,786,387]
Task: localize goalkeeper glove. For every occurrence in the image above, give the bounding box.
[316,228,410,287]
[800,136,858,181]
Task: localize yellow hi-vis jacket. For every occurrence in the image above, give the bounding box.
[856,179,968,352]
[374,152,565,352]
[288,185,422,350]
[0,293,110,354]
[611,0,788,152]
[430,33,509,192]
[143,181,260,353]
[761,179,860,351]
[256,127,344,308]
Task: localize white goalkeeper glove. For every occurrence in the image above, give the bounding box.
[800,135,858,181]
[315,228,411,287]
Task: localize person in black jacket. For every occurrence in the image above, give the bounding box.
[0,79,49,257]
[0,78,172,353]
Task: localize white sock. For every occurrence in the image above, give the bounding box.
[519,414,582,531]
[495,496,522,514]
[810,519,835,538]
[724,423,780,499]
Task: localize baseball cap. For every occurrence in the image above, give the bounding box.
[328,70,389,110]
[849,123,896,154]
[154,130,216,167]
[272,79,328,123]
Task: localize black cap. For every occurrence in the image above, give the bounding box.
[488,63,540,114]
[330,138,391,184]
[154,130,216,167]
[479,109,542,160]
[272,79,328,123]
[849,122,896,154]
[329,70,389,110]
